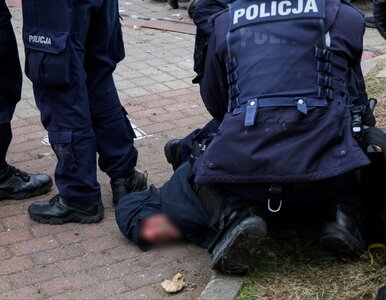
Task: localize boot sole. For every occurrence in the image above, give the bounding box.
[28,206,104,225]
[212,219,267,275]
[0,181,53,201]
[320,223,365,257]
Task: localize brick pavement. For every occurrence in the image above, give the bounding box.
[2,2,213,299]
[3,0,386,299]
[2,86,213,299]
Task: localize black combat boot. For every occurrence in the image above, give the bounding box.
[320,197,366,257]
[0,164,52,201]
[28,195,104,225]
[377,286,386,300]
[164,139,183,171]
[211,209,268,275]
[111,170,148,205]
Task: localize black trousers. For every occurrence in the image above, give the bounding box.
[0,0,22,166]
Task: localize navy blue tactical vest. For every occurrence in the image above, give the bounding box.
[195,0,370,184]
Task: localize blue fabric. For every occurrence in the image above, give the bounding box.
[179,119,221,162]
[22,0,138,208]
[0,0,22,164]
[196,0,370,185]
[116,185,163,251]
[116,163,213,250]
[191,0,228,82]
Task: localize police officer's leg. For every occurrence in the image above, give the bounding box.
[360,127,386,244]
[319,174,367,256]
[84,0,147,205]
[0,1,52,200]
[195,183,268,275]
[23,0,103,223]
[0,1,20,167]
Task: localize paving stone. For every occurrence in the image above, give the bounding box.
[6,264,64,288]
[0,286,44,300]
[40,273,96,297]
[376,67,386,78]
[361,60,377,77]
[9,236,59,256]
[6,0,385,299]
[30,244,85,265]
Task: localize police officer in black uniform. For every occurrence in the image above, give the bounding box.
[21,0,147,225]
[194,0,375,269]
[0,0,52,201]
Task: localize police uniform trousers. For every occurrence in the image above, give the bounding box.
[0,0,22,166]
[22,0,138,208]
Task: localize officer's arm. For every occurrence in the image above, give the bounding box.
[199,27,228,121]
[352,24,376,126]
[352,59,376,126]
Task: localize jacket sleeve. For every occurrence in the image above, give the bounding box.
[353,25,376,126]
[199,20,229,121]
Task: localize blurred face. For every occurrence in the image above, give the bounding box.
[140,214,182,247]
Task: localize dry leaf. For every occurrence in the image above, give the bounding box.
[161,273,187,294]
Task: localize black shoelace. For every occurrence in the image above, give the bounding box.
[0,164,30,182]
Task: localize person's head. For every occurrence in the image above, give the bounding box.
[140,213,182,247]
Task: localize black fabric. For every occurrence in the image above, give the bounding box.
[116,163,213,250]
[115,185,163,251]
[191,0,227,83]
[0,123,11,165]
[196,184,227,227]
[374,0,386,39]
[360,127,386,243]
[179,119,220,163]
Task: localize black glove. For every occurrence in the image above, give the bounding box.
[374,0,386,39]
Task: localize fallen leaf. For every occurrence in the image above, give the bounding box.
[161,273,187,294]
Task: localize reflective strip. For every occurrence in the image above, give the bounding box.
[325,31,331,47]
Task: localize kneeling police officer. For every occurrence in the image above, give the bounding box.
[0,0,52,201]
[118,0,380,274]
[194,0,375,266]
[21,0,147,225]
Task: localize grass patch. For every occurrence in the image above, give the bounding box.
[237,226,386,299]
[237,60,386,300]
[367,59,386,128]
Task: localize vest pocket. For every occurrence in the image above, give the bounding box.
[23,29,71,88]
